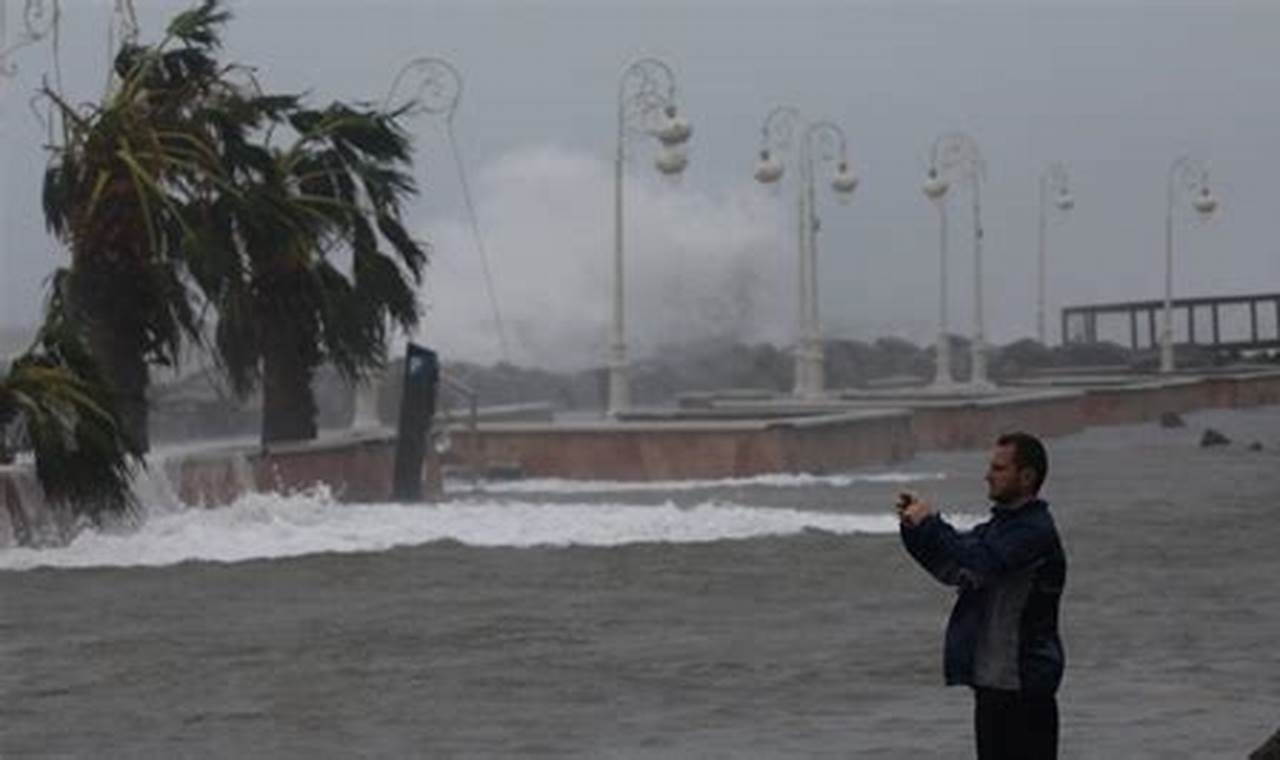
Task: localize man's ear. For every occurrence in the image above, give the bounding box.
[1019,467,1037,491]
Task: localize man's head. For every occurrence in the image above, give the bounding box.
[986,431,1048,505]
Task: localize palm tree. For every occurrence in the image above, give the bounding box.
[44,1,427,448]
[0,315,142,522]
[39,0,247,452]
[198,101,427,444]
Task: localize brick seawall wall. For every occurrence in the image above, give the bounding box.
[457,410,915,480]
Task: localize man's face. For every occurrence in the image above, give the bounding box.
[985,444,1031,504]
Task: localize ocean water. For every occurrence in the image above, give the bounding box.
[2,408,1278,758]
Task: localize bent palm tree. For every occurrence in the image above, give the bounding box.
[42,0,426,448]
[40,1,263,451]
[198,101,427,443]
[0,316,142,521]
[41,2,223,451]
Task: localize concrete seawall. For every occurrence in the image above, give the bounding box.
[453,409,915,480]
[3,370,1279,546]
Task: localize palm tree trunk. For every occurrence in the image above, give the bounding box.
[261,319,319,445]
[88,320,149,453]
[70,267,151,452]
[0,397,16,464]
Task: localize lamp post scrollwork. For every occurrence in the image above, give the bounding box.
[384,56,463,118]
[0,0,60,83]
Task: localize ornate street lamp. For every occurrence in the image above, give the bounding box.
[753,108,857,398]
[1037,162,1074,345]
[608,57,692,416]
[1160,156,1218,373]
[923,132,989,390]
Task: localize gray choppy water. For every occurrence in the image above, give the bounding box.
[2,408,1279,758]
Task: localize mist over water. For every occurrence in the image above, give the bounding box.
[413,145,791,369]
[5,1,1279,360]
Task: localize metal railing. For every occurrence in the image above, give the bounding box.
[1062,292,1280,352]
[437,371,480,489]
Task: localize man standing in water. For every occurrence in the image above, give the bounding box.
[898,431,1066,760]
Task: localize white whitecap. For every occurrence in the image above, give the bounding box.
[449,470,946,495]
[0,489,970,571]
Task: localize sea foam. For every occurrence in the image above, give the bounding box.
[0,487,971,571]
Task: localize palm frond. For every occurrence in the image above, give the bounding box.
[0,323,143,520]
[166,0,231,49]
[375,212,428,279]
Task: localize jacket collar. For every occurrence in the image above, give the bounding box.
[990,497,1047,517]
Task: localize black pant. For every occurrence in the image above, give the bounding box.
[973,687,1058,760]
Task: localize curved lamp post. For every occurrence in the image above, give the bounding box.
[1160,156,1218,373]
[1037,162,1074,345]
[351,56,507,429]
[384,56,509,364]
[608,57,692,416]
[923,132,988,390]
[753,109,858,398]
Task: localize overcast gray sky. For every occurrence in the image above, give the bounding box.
[3,0,1277,368]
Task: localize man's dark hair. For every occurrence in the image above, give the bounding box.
[996,431,1048,493]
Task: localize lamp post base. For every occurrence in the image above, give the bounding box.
[1159,340,1175,374]
[792,343,826,400]
[930,377,961,393]
[933,334,956,391]
[607,364,630,417]
[963,378,998,394]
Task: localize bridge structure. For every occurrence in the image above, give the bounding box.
[1062,292,1280,354]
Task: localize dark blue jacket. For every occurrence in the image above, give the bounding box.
[900,499,1066,695]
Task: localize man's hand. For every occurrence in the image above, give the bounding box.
[896,491,933,527]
